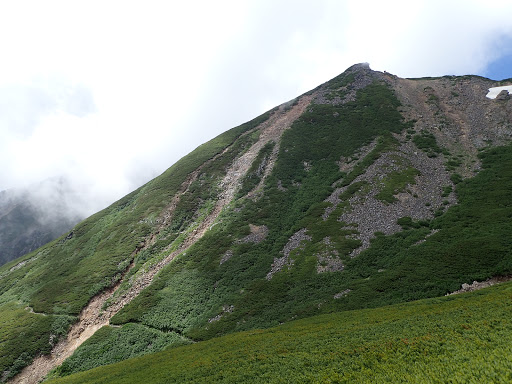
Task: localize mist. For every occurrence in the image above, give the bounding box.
[1,0,512,225]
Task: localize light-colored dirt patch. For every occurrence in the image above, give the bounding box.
[208,305,234,323]
[24,307,46,317]
[412,229,439,246]
[220,250,233,265]
[8,257,37,273]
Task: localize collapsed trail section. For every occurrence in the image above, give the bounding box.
[9,95,313,384]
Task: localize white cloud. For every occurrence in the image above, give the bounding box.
[1,0,512,217]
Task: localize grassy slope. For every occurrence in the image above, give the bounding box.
[0,109,274,379]
[47,280,512,384]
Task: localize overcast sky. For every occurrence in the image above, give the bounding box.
[1,0,512,216]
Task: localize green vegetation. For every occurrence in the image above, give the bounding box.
[412,130,446,157]
[0,303,74,381]
[427,93,439,104]
[48,281,512,384]
[451,172,463,184]
[444,153,463,171]
[396,216,430,230]
[48,323,190,378]
[376,167,421,203]
[441,185,453,197]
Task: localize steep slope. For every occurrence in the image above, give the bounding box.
[1,64,511,383]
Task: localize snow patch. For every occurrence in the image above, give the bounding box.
[486,85,512,99]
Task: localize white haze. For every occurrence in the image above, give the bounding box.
[1,0,512,220]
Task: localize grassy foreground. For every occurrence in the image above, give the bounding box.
[48,281,512,383]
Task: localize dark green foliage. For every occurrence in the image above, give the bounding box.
[0,303,74,380]
[396,217,430,230]
[47,282,512,384]
[450,173,463,184]
[376,167,421,203]
[441,185,453,197]
[412,131,446,157]
[275,82,405,192]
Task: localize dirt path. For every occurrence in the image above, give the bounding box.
[10,95,313,384]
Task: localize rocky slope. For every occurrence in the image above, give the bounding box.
[1,64,512,383]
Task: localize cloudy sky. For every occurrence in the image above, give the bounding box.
[1,0,512,217]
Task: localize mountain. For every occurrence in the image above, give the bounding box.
[1,63,512,383]
[0,178,84,267]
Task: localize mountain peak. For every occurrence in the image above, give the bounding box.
[346,62,371,71]
[2,65,512,383]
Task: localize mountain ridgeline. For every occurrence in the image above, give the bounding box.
[2,63,512,383]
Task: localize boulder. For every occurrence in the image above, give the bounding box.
[496,90,510,101]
